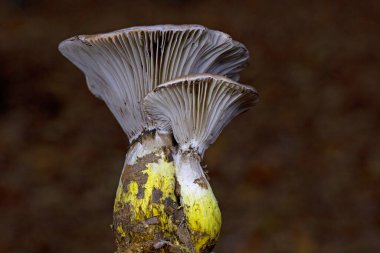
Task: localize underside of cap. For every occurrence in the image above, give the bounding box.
[144,74,259,156]
[58,24,250,142]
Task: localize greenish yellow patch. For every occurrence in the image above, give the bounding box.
[116,225,126,238]
[114,152,178,236]
[182,189,222,252]
[114,180,125,211]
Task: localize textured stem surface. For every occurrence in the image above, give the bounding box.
[174,152,221,253]
[113,132,221,253]
[113,132,193,253]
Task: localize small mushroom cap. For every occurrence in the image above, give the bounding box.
[144,74,259,155]
[58,24,250,142]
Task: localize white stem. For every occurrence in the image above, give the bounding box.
[125,131,172,165]
[174,153,210,194]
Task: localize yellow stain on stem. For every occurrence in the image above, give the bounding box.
[116,225,127,238]
[182,188,222,252]
[114,154,178,236]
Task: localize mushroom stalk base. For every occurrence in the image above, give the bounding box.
[174,152,222,253]
[113,132,193,253]
[113,132,221,253]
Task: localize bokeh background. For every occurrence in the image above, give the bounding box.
[1,0,379,252]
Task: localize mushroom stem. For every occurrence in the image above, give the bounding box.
[113,131,189,252]
[113,131,221,253]
[174,151,221,253]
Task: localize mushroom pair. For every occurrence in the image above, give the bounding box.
[59,25,258,253]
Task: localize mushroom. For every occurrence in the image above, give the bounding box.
[144,74,258,252]
[59,25,252,253]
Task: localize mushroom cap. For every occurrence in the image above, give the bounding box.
[59,24,250,142]
[144,74,259,156]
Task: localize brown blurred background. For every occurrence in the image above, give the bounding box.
[1,0,379,252]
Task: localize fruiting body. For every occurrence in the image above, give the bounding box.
[59,25,258,253]
[144,75,258,252]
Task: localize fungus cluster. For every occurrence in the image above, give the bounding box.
[59,25,258,253]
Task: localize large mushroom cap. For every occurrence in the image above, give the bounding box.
[59,24,250,142]
[144,74,259,156]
